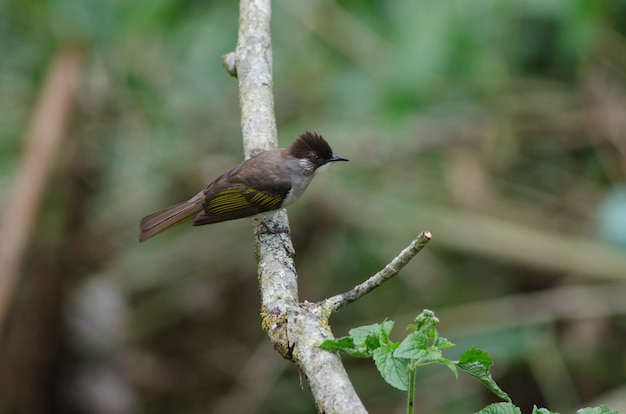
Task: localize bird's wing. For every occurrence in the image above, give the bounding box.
[192,171,291,226]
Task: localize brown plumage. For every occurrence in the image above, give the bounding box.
[139,132,348,242]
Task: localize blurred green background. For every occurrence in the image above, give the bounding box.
[2,0,626,413]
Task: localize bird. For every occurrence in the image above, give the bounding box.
[139,132,348,242]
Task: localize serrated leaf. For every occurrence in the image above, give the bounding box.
[475,402,521,414]
[373,346,409,391]
[577,406,619,414]
[393,331,428,359]
[423,347,443,361]
[319,337,372,358]
[397,346,443,363]
[349,320,395,347]
[364,333,381,351]
[349,323,384,345]
[459,347,493,366]
[532,406,556,414]
[379,320,395,344]
[457,348,511,402]
[434,336,455,349]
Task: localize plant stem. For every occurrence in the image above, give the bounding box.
[407,367,416,414]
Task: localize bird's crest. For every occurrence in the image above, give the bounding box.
[288,132,334,160]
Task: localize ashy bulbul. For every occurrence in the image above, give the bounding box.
[139,132,348,242]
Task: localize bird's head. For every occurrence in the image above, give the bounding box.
[287,132,349,174]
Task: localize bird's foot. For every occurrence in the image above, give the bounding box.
[258,220,290,235]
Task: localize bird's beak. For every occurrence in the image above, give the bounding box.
[329,154,349,162]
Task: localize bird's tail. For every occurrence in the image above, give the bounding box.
[139,193,204,242]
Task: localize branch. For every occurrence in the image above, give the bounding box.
[231,2,434,412]
[231,1,367,412]
[234,0,278,158]
[318,231,432,316]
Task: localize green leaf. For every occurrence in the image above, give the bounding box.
[393,331,428,359]
[577,406,619,414]
[373,346,409,391]
[320,320,397,358]
[434,336,455,349]
[475,402,521,414]
[394,331,445,362]
[396,347,442,362]
[364,333,381,351]
[531,406,555,414]
[319,336,354,352]
[457,348,511,402]
[379,319,395,344]
[319,337,372,358]
[349,320,394,347]
[349,323,383,344]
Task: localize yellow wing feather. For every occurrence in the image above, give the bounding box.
[207,189,253,214]
[246,188,283,208]
[194,186,285,225]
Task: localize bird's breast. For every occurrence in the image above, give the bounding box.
[281,176,314,207]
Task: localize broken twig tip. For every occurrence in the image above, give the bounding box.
[423,230,432,240]
[222,52,238,78]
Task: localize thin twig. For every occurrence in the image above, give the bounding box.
[319,231,432,316]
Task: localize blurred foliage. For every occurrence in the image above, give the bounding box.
[2,0,626,413]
